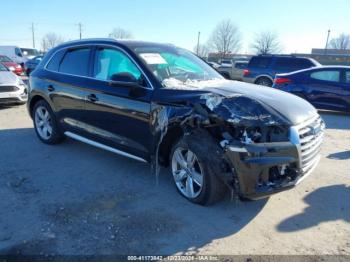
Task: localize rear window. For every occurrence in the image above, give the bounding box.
[0,56,12,62]
[295,58,313,69]
[345,71,350,83]
[273,57,314,71]
[249,57,271,68]
[59,48,91,76]
[310,70,340,82]
[46,50,65,71]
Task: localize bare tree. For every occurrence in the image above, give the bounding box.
[41,33,64,52]
[208,19,241,58]
[251,31,281,55]
[108,28,133,40]
[329,33,350,50]
[193,44,209,58]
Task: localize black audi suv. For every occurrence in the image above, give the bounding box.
[28,39,325,205]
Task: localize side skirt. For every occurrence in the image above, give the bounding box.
[64,131,148,163]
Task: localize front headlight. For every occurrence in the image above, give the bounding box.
[8,66,15,71]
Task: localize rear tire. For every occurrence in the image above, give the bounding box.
[170,131,227,205]
[255,77,273,87]
[32,100,65,145]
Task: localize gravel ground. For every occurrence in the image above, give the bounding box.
[0,104,349,257]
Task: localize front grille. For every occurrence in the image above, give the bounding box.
[0,86,19,93]
[297,115,325,173]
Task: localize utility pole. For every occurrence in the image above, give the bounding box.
[31,22,35,48]
[324,29,331,54]
[77,22,83,39]
[196,31,201,56]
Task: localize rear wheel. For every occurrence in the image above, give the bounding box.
[33,100,64,144]
[255,77,273,87]
[170,131,227,205]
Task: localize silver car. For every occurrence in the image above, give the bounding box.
[0,63,27,105]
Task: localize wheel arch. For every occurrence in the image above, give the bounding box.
[158,125,184,166]
[28,94,53,118]
[254,75,274,84]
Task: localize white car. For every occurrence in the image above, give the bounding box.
[0,46,27,66]
[0,63,27,105]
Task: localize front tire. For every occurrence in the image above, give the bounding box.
[33,100,64,144]
[170,131,227,205]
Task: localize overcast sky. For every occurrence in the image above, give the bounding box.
[1,0,349,54]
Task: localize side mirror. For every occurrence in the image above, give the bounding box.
[109,73,146,89]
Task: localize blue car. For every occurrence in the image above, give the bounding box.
[273,66,350,112]
[243,55,320,87]
[24,55,43,75]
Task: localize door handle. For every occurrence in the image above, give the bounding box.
[87,94,98,102]
[47,85,55,92]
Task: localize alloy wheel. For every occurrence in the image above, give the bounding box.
[171,147,204,199]
[34,106,53,140]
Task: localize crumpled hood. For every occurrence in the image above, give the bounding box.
[0,71,19,85]
[197,80,317,126]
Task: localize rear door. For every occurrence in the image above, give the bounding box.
[307,69,346,111]
[83,46,153,160]
[45,46,93,134]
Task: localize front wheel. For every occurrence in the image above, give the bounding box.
[170,132,227,205]
[33,100,65,144]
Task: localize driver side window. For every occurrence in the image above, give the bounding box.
[93,47,141,81]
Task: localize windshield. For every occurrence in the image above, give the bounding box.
[0,56,12,62]
[133,46,223,88]
[0,63,8,71]
[21,48,39,56]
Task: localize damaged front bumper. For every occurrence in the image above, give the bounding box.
[223,116,324,199]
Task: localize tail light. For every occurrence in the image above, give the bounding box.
[243,69,250,76]
[274,77,292,85]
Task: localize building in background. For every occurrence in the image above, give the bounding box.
[293,48,350,66]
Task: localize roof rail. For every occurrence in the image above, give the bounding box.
[258,54,296,57]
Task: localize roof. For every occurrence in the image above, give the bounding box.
[57,38,174,49]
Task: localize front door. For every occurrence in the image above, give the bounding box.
[83,46,153,161]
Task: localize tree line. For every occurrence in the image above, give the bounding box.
[40,21,350,57]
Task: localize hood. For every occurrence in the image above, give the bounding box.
[164,79,317,126]
[205,81,317,125]
[0,71,20,85]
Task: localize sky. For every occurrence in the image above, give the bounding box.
[1,0,349,54]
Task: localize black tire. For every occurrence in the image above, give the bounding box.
[170,131,227,205]
[32,100,65,145]
[255,77,273,87]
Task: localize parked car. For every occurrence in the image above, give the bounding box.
[217,61,248,80]
[0,63,28,105]
[0,55,23,75]
[273,66,350,112]
[21,48,40,60]
[28,39,324,205]
[219,59,234,67]
[243,55,320,87]
[0,46,27,66]
[25,55,43,75]
[207,61,220,69]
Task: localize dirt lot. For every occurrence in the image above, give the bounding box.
[0,104,349,257]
